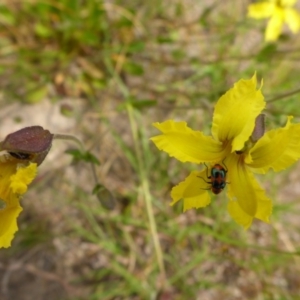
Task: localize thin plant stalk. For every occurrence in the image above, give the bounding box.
[267,87,300,103]
[53,134,85,152]
[127,103,166,284]
[53,133,104,200]
[104,57,166,283]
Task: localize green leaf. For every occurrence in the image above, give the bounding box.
[0,6,16,25]
[123,62,144,76]
[157,36,174,44]
[84,151,100,165]
[116,16,133,27]
[65,149,100,165]
[117,97,157,111]
[256,43,277,62]
[198,6,214,27]
[34,23,53,38]
[172,49,185,60]
[60,104,74,117]
[26,86,48,103]
[92,183,116,210]
[127,41,145,53]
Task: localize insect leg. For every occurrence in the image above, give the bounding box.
[203,163,211,179]
[221,158,228,172]
[197,175,211,184]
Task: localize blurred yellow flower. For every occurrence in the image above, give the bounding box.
[151,74,300,229]
[0,161,37,248]
[248,0,300,41]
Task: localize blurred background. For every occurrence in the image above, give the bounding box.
[0,0,300,299]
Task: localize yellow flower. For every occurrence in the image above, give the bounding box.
[248,0,300,41]
[0,161,37,248]
[151,74,300,229]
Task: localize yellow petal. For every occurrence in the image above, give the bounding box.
[227,200,253,229]
[171,170,211,211]
[10,163,37,194]
[151,120,224,163]
[211,74,265,152]
[0,162,37,248]
[245,117,300,173]
[226,154,272,227]
[0,162,19,203]
[281,0,298,7]
[265,8,284,41]
[0,204,22,248]
[284,8,300,33]
[248,2,275,19]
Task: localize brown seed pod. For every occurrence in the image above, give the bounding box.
[251,114,265,142]
[0,126,53,165]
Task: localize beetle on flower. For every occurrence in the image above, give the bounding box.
[151,74,300,229]
[200,163,228,195]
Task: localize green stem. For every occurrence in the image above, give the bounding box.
[267,87,300,103]
[104,57,166,282]
[53,134,84,152]
[127,103,166,282]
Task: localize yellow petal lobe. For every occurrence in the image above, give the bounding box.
[281,0,298,7]
[212,74,265,151]
[284,8,300,33]
[171,170,211,211]
[226,154,272,227]
[0,162,37,248]
[227,200,253,229]
[10,163,37,194]
[245,117,300,173]
[265,8,284,41]
[0,204,23,248]
[151,120,224,163]
[248,3,275,19]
